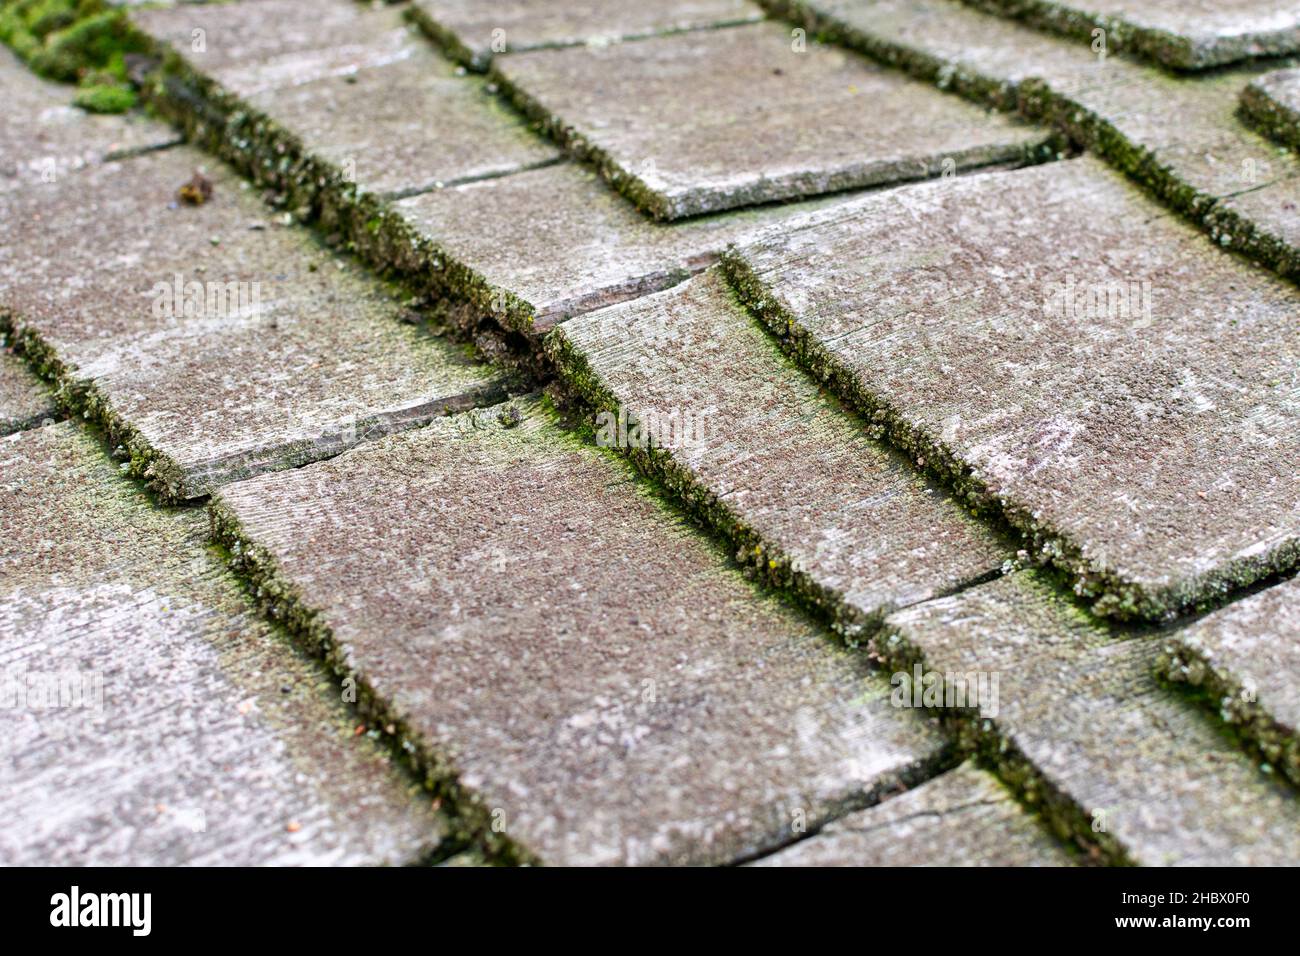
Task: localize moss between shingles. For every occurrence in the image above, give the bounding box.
[1239,80,1300,154]
[0,309,198,501]
[545,306,1112,864]
[0,0,144,112]
[403,1,488,73]
[207,500,539,867]
[1021,81,1300,280]
[869,613,1123,865]
[758,0,1300,281]
[967,0,1300,73]
[1155,641,1300,789]
[721,249,1300,623]
[484,30,1060,222]
[10,2,1002,864]
[960,0,1200,72]
[103,0,1216,862]
[138,44,549,369]
[1,308,489,503]
[543,327,886,642]
[543,301,1019,645]
[482,58,676,220]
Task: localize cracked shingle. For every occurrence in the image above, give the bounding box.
[392,161,855,334]
[753,761,1072,865]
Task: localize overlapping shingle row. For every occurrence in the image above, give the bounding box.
[763,0,1300,279]
[1,421,451,865]
[3,0,1298,865]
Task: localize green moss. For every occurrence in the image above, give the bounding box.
[869,607,1125,865]
[1,0,147,85]
[1156,640,1300,789]
[1240,80,1300,154]
[0,0,78,45]
[72,81,134,113]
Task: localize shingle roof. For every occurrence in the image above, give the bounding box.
[2,0,1298,866]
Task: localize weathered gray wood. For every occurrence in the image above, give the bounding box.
[0,46,177,194]
[134,0,416,96]
[393,161,854,333]
[762,0,1300,277]
[0,146,506,501]
[549,269,1007,635]
[969,0,1300,70]
[884,572,1300,865]
[135,0,558,199]
[0,351,56,436]
[491,21,1051,218]
[412,0,765,70]
[1159,576,1300,788]
[753,762,1072,866]
[725,157,1300,620]
[211,400,948,865]
[0,423,448,865]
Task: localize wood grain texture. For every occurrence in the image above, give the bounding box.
[726,157,1300,619]
[886,572,1300,865]
[212,400,949,865]
[0,423,448,865]
[754,762,1071,866]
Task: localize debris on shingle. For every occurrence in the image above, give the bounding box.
[549,269,1007,634]
[491,20,1052,218]
[0,146,508,501]
[176,169,213,205]
[0,422,449,865]
[211,399,948,865]
[753,761,1072,866]
[724,157,1300,620]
